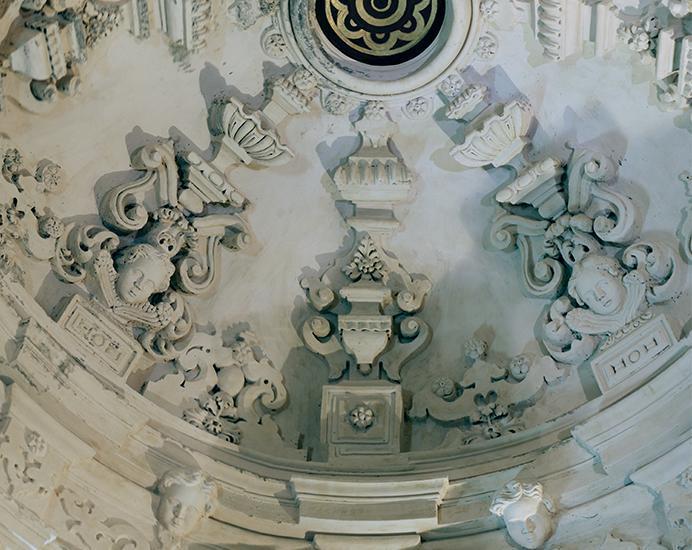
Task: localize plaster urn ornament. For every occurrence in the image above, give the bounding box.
[155,468,219,546]
[490,481,556,549]
[52,140,253,362]
[301,109,430,382]
[409,336,563,441]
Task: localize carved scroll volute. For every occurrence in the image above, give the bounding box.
[237,356,289,423]
[622,240,686,303]
[52,223,120,284]
[139,292,194,361]
[490,213,563,298]
[301,315,351,380]
[567,150,641,244]
[175,213,250,296]
[100,142,178,233]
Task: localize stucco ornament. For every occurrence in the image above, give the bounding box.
[451,100,533,168]
[491,148,685,365]
[51,140,251,361]
[0,0,124,112]
[145,328,300,454]
[409,336,563,441]
[0,144,65,283]
[520,1,691,116]
[301,107,431,381]
[490,481,556,549]
[155,468,219,546]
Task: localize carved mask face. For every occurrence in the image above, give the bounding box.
[115,249,171,304]
[574,267,626,316]
[157,483,208,537]
[503,497,553,549]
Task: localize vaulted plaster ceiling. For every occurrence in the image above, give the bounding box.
[0,0,690,548]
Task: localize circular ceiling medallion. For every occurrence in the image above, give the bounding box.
[314,0,447,67]
[280,0,481,101]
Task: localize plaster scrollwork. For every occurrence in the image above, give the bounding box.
[409,336,563,441]
[301,107,431,382]
[154,468,218,549]
[145,329,296,453]
[0,144,65,283]
[491,148,685,367]
[489,480,556,549]
[51,140,251,362]
[54,485,151,549]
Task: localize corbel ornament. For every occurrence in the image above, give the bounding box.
[0,144,65,283]
[51,140,252,361]
[490,148,685,366]
[409,336,563,442]
[300,106,431,382]
[145,329,297,453]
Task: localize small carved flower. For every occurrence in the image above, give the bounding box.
[322,92,352,116]
[404,97,431,119]
[475,34,498,60]
[38,215,65,239]
[508,355,530,381]
[464,338,487,360]
[25,431,47,459]
[618,24,652,52]
[431,377,457,401]
[262,32,287,58]
[480,0,499,18]
[438,74,463,99]
[349,404,375,431]
[35,162,64,192]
